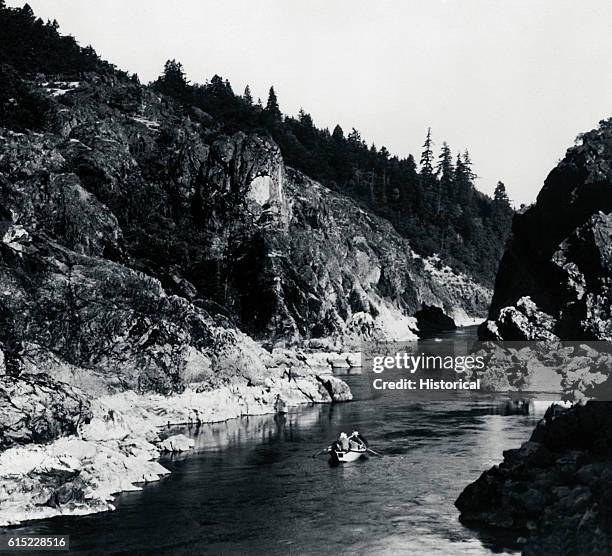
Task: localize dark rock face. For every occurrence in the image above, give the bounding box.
[483,121,612,341]
[0,225,277,395]
[0,374,92,449]
[0,131,124,259]
[0,75,490,349]
[465,121,612,554]
[414,304,457,337]
[259,171,489,343]
[456,402,612,554]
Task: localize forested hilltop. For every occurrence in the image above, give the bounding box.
[153,62,514,284]
[0,2,513,286]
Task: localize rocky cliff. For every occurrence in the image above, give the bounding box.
[481,120,612,341]
[0,46,491,524]
[460,120,612,555]
[2,74,490,350]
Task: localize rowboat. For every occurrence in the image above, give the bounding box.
[313,433,380,462]
[329,444,367,463]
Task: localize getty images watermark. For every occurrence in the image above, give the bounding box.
[370,351,484,391]
[362,339,612,401]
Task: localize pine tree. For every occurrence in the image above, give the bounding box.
[435,141,454,215]
[494,180,510,203]
[397,154,422,214]
[436,142,453,180]
[209,74,225,96]
[463,150,476,181]
[454,153,465,185]
[420,127,434,175]
[243,85,253,105]
[418,128,438,220]
[21,3,34,19]
[347,128,362,145]
[490,181,513,239]
[332,124,344,141]
[155,59,189,101]
[298,109,314,128]
[454,152,474,207]
[264,86,281,121]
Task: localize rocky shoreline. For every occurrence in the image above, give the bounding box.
[456,402,612,555]
[0,362,351,527]
[457,116,612,554]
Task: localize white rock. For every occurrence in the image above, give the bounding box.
[0,359,350,526]
[305,352,332,369]
[346,352,362,367]
[329,354,350,368]
[159,434,195,453]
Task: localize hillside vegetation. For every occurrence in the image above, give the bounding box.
[0,2,513,286]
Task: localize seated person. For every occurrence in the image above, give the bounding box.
[349,431,366,450]
[339,432,349,451]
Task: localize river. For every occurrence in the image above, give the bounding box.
[15,327,554,555]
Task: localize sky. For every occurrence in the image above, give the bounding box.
[9,0,612,205]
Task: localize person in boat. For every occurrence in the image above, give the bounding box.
[349,431,366,450]
[330,439,341,453]
[339,432,350,451]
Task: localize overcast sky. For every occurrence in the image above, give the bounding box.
[10,0,612,204]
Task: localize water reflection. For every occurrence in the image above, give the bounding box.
[14,329,561,555]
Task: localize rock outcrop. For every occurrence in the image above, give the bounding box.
[0,374,91,449]
[0,74,489,350]
[463,120,612,555]
[482,121,612,341]
[159,434,195,453]
[456,402,612,555]
[0,425,171,526]
[414,303,457,336]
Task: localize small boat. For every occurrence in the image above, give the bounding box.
[313,432,378,463]
[329,444,367,463]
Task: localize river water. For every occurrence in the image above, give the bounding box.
[17,327,555,555]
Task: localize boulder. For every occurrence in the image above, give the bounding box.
[159,434,195,453]
[415,304,457,337]
[456,402,612,553]
[316,375,353,402]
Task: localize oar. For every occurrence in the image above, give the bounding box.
[366,448,383,457]
[312,447,330,458]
